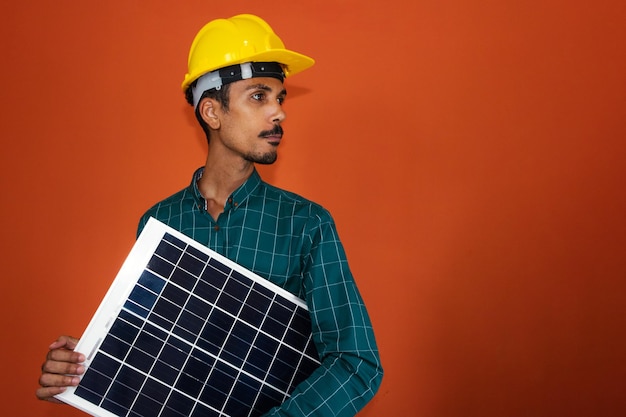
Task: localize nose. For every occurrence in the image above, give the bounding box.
[271,100,286,124]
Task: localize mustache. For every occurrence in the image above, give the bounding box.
[259,124,283,138]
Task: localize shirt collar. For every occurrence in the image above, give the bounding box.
[190,167,263,211]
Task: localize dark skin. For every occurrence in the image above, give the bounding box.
[36,336,84,402]
[36,76,288,402]
[195,77,286,220]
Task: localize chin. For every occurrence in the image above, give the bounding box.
[248,153,278,165]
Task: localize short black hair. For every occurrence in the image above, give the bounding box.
[184,81,231,143]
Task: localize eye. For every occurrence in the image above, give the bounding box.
[277,95,285,105]
[251,92,265,102]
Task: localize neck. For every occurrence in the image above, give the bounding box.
[197,153,254,220]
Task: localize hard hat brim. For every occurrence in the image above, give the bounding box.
[182,49,314,92]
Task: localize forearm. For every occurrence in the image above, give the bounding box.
[262,351,383,417]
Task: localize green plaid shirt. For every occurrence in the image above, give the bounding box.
[138,168,382,417]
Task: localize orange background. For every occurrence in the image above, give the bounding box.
[1,1,625,416]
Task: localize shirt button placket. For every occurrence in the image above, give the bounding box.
[212,221,226,256]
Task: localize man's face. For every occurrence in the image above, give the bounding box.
[213,77,287,165]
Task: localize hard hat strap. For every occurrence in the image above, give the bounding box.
[192,62,285,108]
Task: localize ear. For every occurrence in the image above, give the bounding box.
[198,98,221,129]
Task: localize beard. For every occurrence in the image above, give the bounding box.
[245,148,278,165]
[246,124,282,164]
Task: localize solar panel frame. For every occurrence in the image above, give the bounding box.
[56,217,320,417]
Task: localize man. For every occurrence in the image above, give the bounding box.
[36,14,383,416]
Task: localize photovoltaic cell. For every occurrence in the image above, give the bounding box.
[56,218,320,417]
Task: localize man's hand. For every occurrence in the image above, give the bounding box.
[36,335,85,403]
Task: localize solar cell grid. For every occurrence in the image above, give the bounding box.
[57,218,320,417]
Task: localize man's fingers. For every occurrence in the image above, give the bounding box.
[46,347,85,365]
[35,385,68,403]
[36,335,84,402]
[40,357,85,376]
[36,372,81,402]
[48,335,80,351]
[38,372,81,388]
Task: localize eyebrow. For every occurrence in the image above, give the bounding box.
[246,83,287,96]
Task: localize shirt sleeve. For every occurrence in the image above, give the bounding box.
[262,211,384,417]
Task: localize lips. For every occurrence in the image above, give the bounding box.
[263,133,282,139]
[263,134,282,145]
[259,125,284,140]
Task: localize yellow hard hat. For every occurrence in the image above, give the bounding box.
[181,14,315,92]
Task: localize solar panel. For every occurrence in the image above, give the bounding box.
[56,217,320,417]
